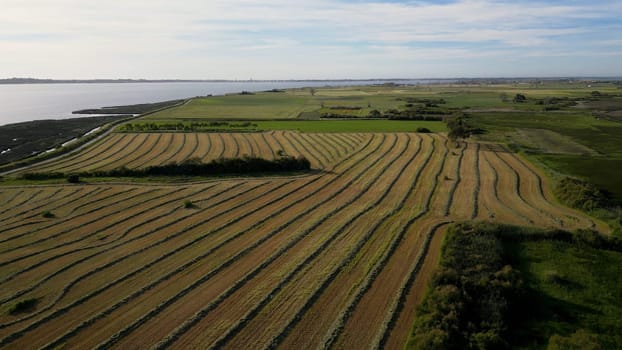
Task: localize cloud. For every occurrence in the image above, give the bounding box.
[0,0,621,78]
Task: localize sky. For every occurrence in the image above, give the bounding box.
[1,0,621,80]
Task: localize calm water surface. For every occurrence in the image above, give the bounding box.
[0,80,431,126]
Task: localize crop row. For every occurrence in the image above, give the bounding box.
[212,134,409,349]
[0,181,286,346]
[0,187,97,227]
[26,133,129,173]
[321,134,436,349]
[0,187,133,237]
[327,136,450,349]
[0,135,380,348]
[0,182,255,304]
[486,148,556,226]
[0,188,169,262]
[27,134,385,349]
[92,133,152,171]
[263,134,426,349]
[472,143,481,219]
[480,150,534,225]
[0,186,142,246]
[89,134,394,349]
[147,133,404,347]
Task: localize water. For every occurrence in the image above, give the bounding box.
[0,80,433,126]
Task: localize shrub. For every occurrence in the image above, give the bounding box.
[513,93,527,103]
[183,200,195,209]
[555,177,613,211]
[67,174,80,183]
[42,210,55,218]
[9,298,38,315]
[21,155,311,180]
[408,223,523,350]
[417,127,431,133]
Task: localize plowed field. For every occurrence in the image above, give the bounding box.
[0,131,603,349]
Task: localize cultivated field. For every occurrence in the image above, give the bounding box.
[19,131,368,173]
[0,131,603,349]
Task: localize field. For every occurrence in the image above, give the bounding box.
[0,128,604,349]
[1,81,619,349]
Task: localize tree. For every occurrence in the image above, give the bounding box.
[368,109,382,118]
[310,88,316,96]
[447,115,471,146]
[513,93,527,103]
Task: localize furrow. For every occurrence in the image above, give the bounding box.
[330,134,450,349]
[443,143,466,216]
[481,151,533,225]
[147,135,401,350]
[320,134,435,349]
[372,222,451,349]
[27,133,127,173]
[0,188,165,260]
[157,133,188,165]
[60,133,143,172]
[30,135,383,350]
[88,133,150,171]
[130,133,170,169]
[124,133,164,168]
[262,135,424,349]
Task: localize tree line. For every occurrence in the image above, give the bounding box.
[21,155,311,180]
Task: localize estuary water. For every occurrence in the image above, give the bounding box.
[0,80,432,126]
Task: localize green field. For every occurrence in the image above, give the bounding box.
[138,81,622,201]
[254,120,446,132]
[409,223,622,350]
[145,92,317,120]
[509,239,622,349]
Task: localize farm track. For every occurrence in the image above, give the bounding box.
[0,131,604,350]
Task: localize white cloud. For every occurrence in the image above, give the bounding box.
[0,0,620,78]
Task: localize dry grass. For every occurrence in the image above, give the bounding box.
[0,132,602,349]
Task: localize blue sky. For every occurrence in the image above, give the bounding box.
[1,0,621,79]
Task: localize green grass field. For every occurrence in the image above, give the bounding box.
[255,120,446,132]
[508,239,622,349]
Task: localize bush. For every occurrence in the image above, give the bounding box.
[555,177,614,211]
[9,298,38,315]
[417,127,431,133]
[513,93,527,103]
[183,200,195,209]
[42,210,55,218]
[21,155,311,180]
[408,222,523,350]
[67,174,80,183]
